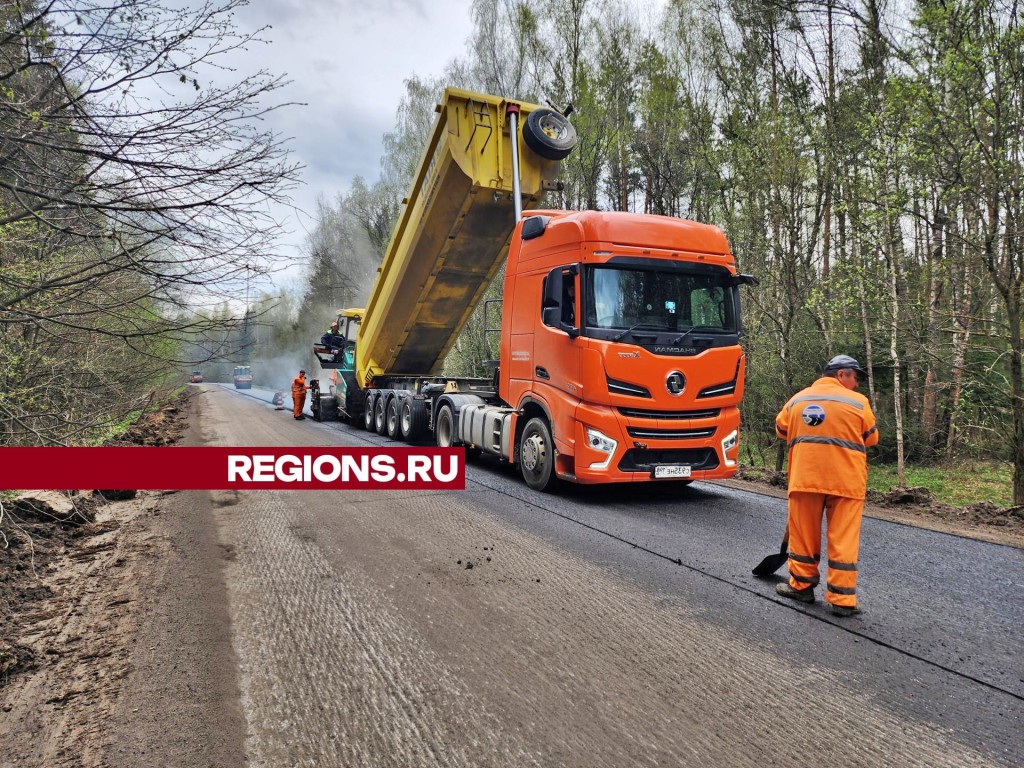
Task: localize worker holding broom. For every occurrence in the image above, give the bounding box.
[773,355,879,617]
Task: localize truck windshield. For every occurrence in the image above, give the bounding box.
[584,265,737,335]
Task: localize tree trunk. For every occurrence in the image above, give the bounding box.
[945,254,974,457]
[921,203,946,453]
[888,250,906,487]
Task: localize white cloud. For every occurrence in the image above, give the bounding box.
[224,0,475,282]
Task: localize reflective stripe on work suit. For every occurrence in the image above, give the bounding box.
[785,492,863,605]
[775,377,879,607]
[292,376,307,418]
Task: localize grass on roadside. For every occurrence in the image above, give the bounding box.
[741,458,1012,508]
[866,461,1012,508]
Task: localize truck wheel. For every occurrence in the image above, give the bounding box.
[519,416,556,491]
[385,397,401,439]
[523,109,577,161]
[435,404,456,448]
[363,394,376,431]
[374,396,388,435]
[400,397,428,442]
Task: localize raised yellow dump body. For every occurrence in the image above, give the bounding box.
[356,88,563,388]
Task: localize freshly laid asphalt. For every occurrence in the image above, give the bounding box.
[216,384,1023,766]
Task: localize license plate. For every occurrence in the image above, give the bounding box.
[654,465,691,479]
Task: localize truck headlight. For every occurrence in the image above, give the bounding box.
[585,427,618,470]
[721,429,738,467]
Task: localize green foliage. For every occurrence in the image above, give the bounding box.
[94,408,146,444]
[285,0,1024,500]
[867,461,1012,508]
[1,0,299,447]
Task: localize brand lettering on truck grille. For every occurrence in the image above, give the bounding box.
[653,346,698,356]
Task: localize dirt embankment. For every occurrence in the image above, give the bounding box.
[0,398,190,766]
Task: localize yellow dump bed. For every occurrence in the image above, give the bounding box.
[357,88,564,388]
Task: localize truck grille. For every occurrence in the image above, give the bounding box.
[696,359,741,399]
[626,426,717,440]
[618,448,719,472]
[617,407,720,420]
[607,377,652,398]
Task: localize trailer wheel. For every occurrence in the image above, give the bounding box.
[523,109,577,161]
[435,404,456,448]
[363,394,376,431]
[519,416,557,491]
[400,397,428,442]
[385,396,401,439]
[374,395,388,435]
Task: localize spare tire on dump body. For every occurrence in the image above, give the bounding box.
[522,108,577,161]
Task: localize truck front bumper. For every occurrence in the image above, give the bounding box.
[569,405,741,484]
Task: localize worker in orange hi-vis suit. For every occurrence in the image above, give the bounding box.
[291,370,310,420]
[774,355,879,618]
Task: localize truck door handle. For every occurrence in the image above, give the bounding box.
[535,367,550,380]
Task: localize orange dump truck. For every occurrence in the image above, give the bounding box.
[314,88,757,491]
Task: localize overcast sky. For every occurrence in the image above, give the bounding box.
[224,0,477,290]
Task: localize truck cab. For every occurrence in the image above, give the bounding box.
[499,210,756,487]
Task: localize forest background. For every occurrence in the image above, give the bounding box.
[3,0,1022,506]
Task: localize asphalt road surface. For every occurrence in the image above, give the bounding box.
[186,385,1024,766]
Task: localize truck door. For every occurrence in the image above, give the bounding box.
[535,265,582,431]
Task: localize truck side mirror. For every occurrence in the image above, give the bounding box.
[542,269,562,309]
[542,267,580,338]
[732,273,759,287]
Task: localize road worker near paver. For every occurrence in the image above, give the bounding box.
[774,354,879,617]
[291,369,310,420]
[320,321,344,352]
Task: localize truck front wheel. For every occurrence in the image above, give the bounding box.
[519,417,556,492]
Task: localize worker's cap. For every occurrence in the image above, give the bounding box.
[824,354,866,380]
